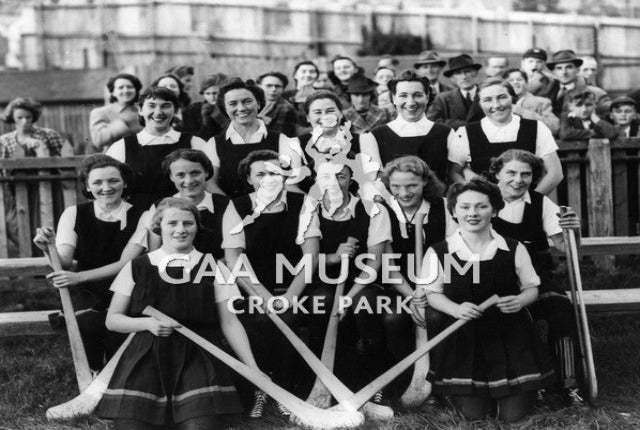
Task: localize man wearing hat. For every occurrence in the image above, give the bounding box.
[427,54,485,129]
[342,73,395,134]
[520,48,555,96]
[542,49,609,117]
[609,96,639,138]
[414,50,452,103]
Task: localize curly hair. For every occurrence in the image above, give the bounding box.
[150,197,201,236]
[446,178,505,217]
[237,149,282,184]
[487,149,546,189]
[387,70,431,97]
[302,90,343,114]
[292,61,319,83]
[257,71,289,89]
[79,154,133,199]
[162,149,215,181]
[216,78,266,119]
[2,97,43,124]
[138,87,180,110]
[106,73,143,104]
[381,156,446,204]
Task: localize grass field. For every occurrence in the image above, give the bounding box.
[2,261,640,430]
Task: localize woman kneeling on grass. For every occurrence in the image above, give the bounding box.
[97,198,261,430]
[420,179,553,422]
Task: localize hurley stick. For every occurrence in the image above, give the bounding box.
[333,294,499,411]
[219,261,393,419]
[143,307,364,430]
[561,212,597,402]
[46,333,135,420]
[307,237,357,409]
[47,244,92,392]
[400,213,432,407]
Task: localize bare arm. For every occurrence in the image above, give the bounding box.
[535,152,563,195]
[218,299,260,368]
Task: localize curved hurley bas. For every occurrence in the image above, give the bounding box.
[561,209,597,402]
[142,307,364,430]
[46,333,136,420]
[217,262,394,420]
[400,213,432,407]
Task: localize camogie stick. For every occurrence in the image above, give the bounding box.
[46,333,135,420]
[47,243,93,392]
[561,207,597,402]
[218,261,394,420]
[142,307,365,430]
[400,213,432,407]
[333,294,499,411]
[306,237,357,409]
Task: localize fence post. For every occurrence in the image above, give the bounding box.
[587,139,615,270]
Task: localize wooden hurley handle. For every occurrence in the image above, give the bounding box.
[47,244,92,392]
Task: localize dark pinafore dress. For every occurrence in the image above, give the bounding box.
[215,128,280,198]
[124,133,192,209]
[72,202,144,369]
[427,238,554,398]
[370,123,450,184]
[192,194,230,260]
[97,254,242,425]
[467,118,537,177]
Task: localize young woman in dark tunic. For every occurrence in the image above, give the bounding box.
[33,154,145,370]
[420,179,553,423]
[207,78,291,198]
[222,150,321,417]
[488,149,583,405]
[98,198,260,430]
[131,149,229,259]
[105,87,215,209]
[379,156,451,367]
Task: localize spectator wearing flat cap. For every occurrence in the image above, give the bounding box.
[520,48,555,97]
[427,54,485,129]
[414,50,452,105]
[257,71,299,138]
[540,50,610,118]
[342,73,395,135]
[609,96,639,138]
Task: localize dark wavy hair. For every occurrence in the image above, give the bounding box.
[216,78,266,119]
[478,77,517,103]
[150,74,191,107]
[106,73,143,104]
[502,68,528,82]
[387,70,431,95]
[2,97,43,124]
[488,149,546,189]
[162,149,215,181]
[381,156,446,204]
[237,149,282,184]
[79,154,133,199]
[302,90,343,114]
[446,178,505,217]
[258,71,289,89]
[151,197,201,236]
[292,61,319,84]
[199,73,228,94]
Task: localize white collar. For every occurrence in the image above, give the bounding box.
[225,119,268,143]
[503,191,531,205]
[561,82,576,91]
[172,191,215,213]
[480,113,520,132]
[137,128,181,145]
[250,189,288,211]
[93,201,132,230]
[148,247,203,271]
[388,197,431,223]
[321,193,359,219]
[448,228,510,256]
[388,114,433,136]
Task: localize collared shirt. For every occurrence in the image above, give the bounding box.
[128,192,215,249]
[320,194,392,248]
[56,201,133,248]
[418,228,540,294]
[0,126,65,159]
[359,114,456,167]
[221,190,322,249]
[448,115,558,166]
[106,129,212,164]
[460,86,477,101]
[110,247,241,301]
[387,197,457,239]
[206,119,292,167]
[498,191,562,237]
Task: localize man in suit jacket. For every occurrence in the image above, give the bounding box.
[539,50,610,117]
[426,54,485,129]
[413,51,452,105]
